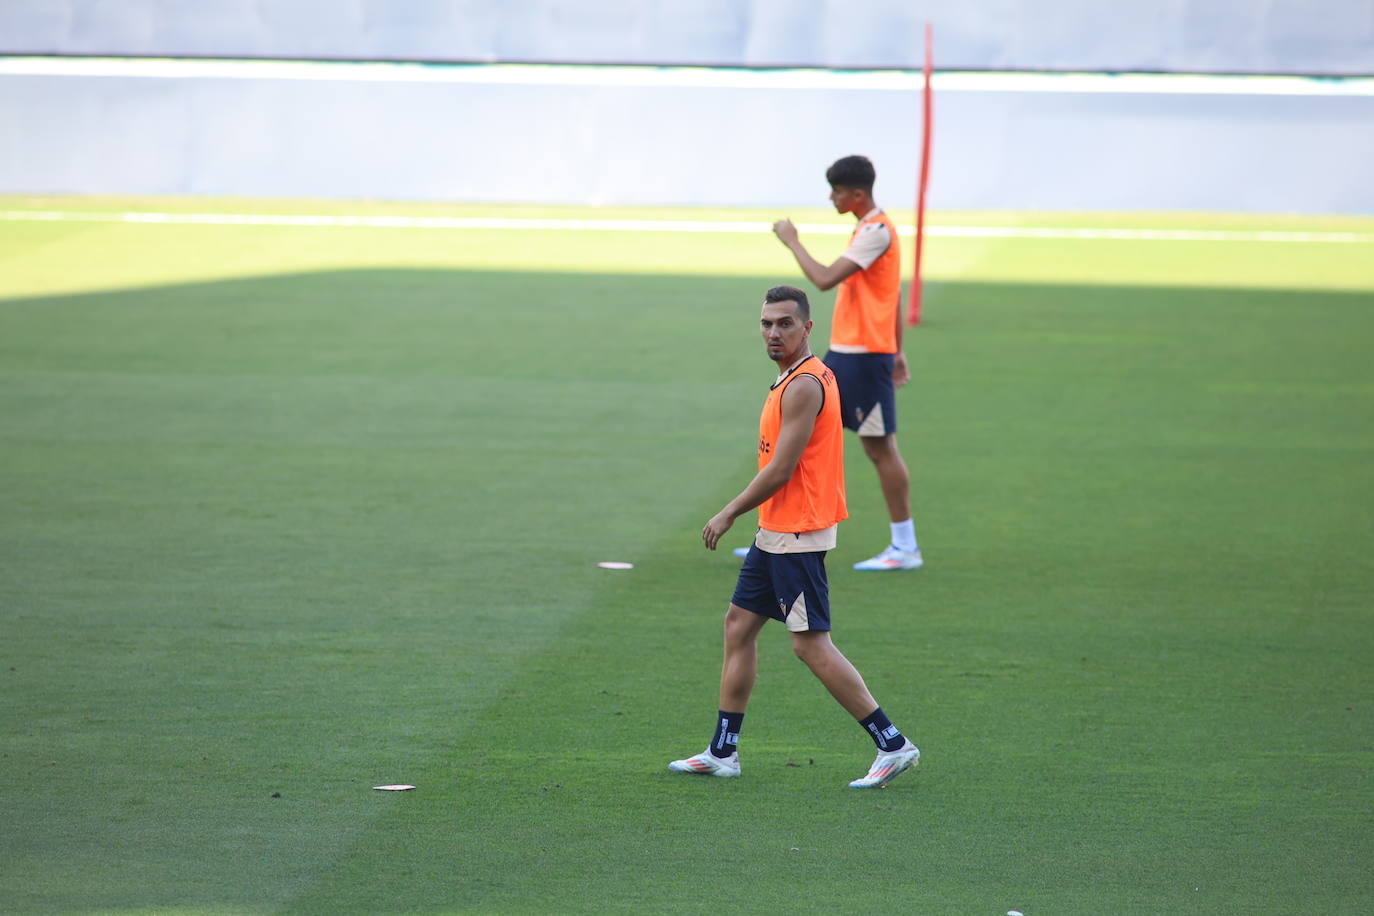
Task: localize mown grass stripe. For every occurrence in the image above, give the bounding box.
[3,209,1371,243]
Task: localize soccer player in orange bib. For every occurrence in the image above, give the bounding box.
[668,286,920,788]
[770,155,924,571]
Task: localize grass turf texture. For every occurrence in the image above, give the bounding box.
[2,198,1372,914]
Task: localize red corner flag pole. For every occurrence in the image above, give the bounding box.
[908,22,934,326]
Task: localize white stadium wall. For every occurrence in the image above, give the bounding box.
[3,60,1372,212]
[1,1,1372,212]
[3,0,1372,74]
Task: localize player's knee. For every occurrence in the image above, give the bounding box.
[865,439,907,472]
[723,605,755,643]
[861,435,893,460]
[791,634,823,666]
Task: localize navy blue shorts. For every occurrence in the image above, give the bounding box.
[730,545,831,632]
[824,351,897,436]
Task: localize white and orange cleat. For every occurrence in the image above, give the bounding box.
[668,749,740,778]
[848,740,920,788]
[853,545,923,571]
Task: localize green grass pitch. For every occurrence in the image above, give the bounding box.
[2,197,1372,914]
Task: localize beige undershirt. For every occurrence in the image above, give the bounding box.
[754,525,838,554]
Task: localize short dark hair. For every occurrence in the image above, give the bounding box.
[826,155,876,193]
[763,285,810,320]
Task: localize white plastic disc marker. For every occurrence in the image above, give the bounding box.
[597,562,634,569]
[373,784,416,791]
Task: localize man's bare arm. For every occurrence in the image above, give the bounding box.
[773,219,862,292]
[702,376,823,550]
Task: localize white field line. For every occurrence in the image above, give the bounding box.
[1,57,1372,97]
[2,209,1372,244]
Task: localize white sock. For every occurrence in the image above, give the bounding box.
[891,519,918,553]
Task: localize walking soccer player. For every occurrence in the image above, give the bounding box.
[770,154,924,571]
[668,285,920,788]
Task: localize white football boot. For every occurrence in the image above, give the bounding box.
[853,545,923,571]
[668,749,740,778]
[848,740,920,788]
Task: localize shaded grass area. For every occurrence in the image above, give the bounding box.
[2,261,1373,913]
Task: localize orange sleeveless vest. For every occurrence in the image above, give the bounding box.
[831,210,901,353]
[757,356,848,534]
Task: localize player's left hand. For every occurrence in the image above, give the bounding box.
[892,351,911,388]
[702,512,735,550]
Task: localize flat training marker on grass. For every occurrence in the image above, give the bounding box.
[597,562,634,569]
[373,784,416,791]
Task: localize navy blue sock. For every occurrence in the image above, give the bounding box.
[710,710,744,758]
[859,707,905,752]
